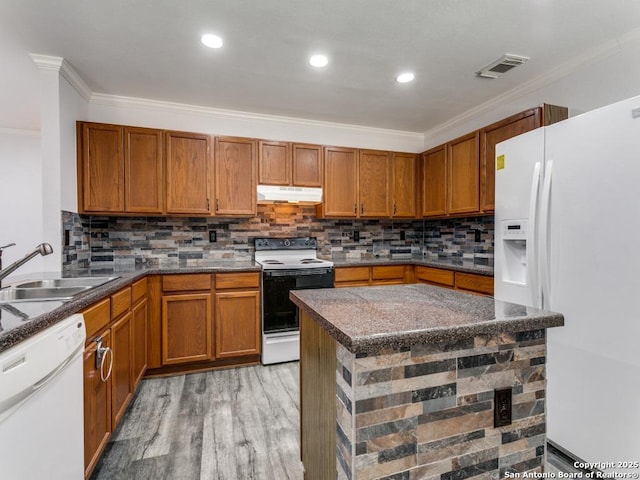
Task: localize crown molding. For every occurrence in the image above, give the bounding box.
[0,127,40,137]
[29,54,92,102]
[89,93,424,143]
[424,26,640,144]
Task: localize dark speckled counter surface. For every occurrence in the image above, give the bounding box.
[327,255,494,276]
[290,284,563,354]
[0,260,260,354]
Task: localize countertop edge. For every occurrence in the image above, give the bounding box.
[290,290,563,355]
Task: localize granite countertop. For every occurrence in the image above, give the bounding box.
[290,284,563,354]
[327,255,494,276]
[0,260,261,354]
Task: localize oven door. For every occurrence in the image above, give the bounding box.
[262,268,333,334]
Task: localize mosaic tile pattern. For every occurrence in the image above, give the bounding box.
[60,209,494,271]
[335,330,548,479]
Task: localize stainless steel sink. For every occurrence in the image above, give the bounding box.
[0,286,92,303]
[14,276,119,289]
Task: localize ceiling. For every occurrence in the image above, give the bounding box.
[2,0,640,133]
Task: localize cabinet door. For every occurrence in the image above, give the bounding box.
[215,291,261,358]
[125,127,164,213]
[80,122,124,213]
[259,140,290,185]
[111,311,133,428]
[480,109,540,212]
[323,147,358,217]
[447,132,479,215]
[83,331,112,478]
[292,143,323,187]
[358,150,391,217]
[162,293,212,364]
[131,297,148,389]
[215,136,257,215]
[392,152,417,217]
[422,146,447,217]
[165,131,211,214]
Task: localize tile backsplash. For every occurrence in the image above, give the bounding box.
[61,207,493,270]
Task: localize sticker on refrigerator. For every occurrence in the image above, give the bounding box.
[496,154,505,170]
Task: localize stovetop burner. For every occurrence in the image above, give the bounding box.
[254,237,333,270]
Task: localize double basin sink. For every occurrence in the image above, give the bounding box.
[0,277,119,303]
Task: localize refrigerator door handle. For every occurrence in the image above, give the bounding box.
[527,162,542,307]
[540,160,553,309]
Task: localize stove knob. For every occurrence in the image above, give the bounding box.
[256,240,262,248]
[310,239,316,248]
[304,240,309,246]
[283,239,291,247]
[264,240,269,246]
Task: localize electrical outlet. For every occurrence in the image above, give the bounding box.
[400,230,406,241]
[64,229,71,247]
[474,229,481,242]
[494,387,513,427]
[209,230,217,243]
[353,230,360,242]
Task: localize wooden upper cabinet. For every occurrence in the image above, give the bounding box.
[323,146,358,217]
[80,123,124,213]
[447,131,479,215]
[292,144,323,187]
[358,150,391,217]
[125,127,164,213]
[165,131,211,214]
[480,105,567,213]
[392,152,417,218]
[215,136,257,216]
[258,140,290,185]
[422,145,447,217]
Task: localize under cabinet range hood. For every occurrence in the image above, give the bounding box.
[257,185,323,204]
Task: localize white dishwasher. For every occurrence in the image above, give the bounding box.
[0,313,86,480]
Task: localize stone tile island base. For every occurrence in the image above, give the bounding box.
[300,311,548,480]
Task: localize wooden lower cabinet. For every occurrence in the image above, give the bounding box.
[334,265,412,287]
[131,297,148,388]
[161,293,213,364]
[111,311,133,428]
[336,264,492,296]
[83,330,112,479]
[215,290,261,358]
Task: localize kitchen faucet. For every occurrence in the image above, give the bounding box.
[0,243,53,288]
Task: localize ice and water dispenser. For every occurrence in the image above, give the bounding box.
[500,219,528,285]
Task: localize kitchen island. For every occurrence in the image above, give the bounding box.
[290,284,563,480]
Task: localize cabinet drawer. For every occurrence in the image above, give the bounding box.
[162,274,212,292]
[111,287,132,319]
[371,265,405,280]
[455,272,494,295]
[83,298,111,340]
[216,272,260,290]
[131,277,148,303]
[415,266,454,287]
[334,267,370,283]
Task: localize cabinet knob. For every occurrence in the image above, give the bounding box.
[216,198,220,211]
[393,203,397,215]
[360,204,364,214]
[353,203,357,214]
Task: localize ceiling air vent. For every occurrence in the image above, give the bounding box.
[476,54,529,79]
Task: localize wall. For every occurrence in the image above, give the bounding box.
[61,208,494,271]
[424,31,640,149]
[0,129,44,276]
[87,96,424,153]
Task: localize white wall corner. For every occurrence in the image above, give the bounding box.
[29,53,92,102]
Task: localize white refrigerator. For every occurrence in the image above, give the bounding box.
[495,95,640,468]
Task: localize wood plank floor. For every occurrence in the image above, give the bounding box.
[92,362,582,480]
[91,363,303,480]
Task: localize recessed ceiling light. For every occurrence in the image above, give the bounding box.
[309,54,329,68]
[396,72,415,83]
[201,34,223,49]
